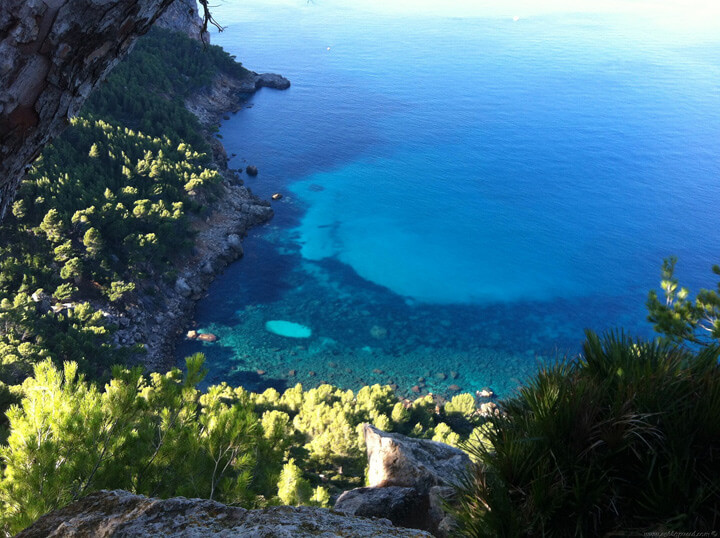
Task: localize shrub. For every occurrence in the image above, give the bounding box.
[455,331,720,537]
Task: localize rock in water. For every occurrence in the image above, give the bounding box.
[16,490,433,537]
[197,333,218,342]
[246,165,258,176]
[254,73,291,90]
[265,320,312,338]
[364,424,470,490]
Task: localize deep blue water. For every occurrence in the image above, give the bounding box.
[177,2,720,398]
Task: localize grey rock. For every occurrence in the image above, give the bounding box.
[175,277,192,297]
[246,165,259,176]
[428,486,459,537]
[201,261,214,275]
[227,233,244,255]
[254,72,291,90]
[364,424,471,490]
[16,490,433,538]
[335,486,433,532]
[155,0,208,42]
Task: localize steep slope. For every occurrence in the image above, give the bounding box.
[0,0,175,219]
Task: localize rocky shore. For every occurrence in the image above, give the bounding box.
[106,55,290,372]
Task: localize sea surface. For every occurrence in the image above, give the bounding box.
[177,1,720,398]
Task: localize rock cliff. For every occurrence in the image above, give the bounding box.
[0,0,176,220]
[156,0,208,41]
[16,490,433,537]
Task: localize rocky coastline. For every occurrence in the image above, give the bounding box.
[107,60,290,372]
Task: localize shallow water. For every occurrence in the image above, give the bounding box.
[177,2,720,398]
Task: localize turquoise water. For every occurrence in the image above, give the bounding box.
[177,2,720,398]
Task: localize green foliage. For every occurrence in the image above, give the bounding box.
[648,256,720,347]
[0,355,266,535]
[445,393,476,418]
[455,331,720,537]
[277,458,313,506]
[84,27,251,150]
[0,116,222,385]
[0,359,486,534]
[0,25,245,393]
[310,485,331,507]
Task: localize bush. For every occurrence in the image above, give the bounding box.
[455,331,720,537]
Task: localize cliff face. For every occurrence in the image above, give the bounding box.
[156,0,208,42]
[0,0,175,220]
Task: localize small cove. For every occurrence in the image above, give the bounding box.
[177,2,720,397]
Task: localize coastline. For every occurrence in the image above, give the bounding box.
[110,68,290,372]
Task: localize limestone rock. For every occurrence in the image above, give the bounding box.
[175,277,192,297]
[197,333,217,342]
[201,261,214,274]
[155,0,208,42]
[335,486,433,532]
[16,490,433,538]
[428,486,459,537]
[364,424,471,490]
[254,72,291,90]
[226,233,243,254]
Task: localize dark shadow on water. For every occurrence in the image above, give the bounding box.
[224,370,288,394]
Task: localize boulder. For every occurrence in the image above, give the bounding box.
[479,402,499,416]
[334,427,470,536]
[201,261,214,275]
[16,490,432,538]
[254,72,291,90]
[197,333,218,343]
[226,233,244,255]
[334,487,433,532]
[246,165,258,176]
[364,424,470,490]
[175,277,192,297]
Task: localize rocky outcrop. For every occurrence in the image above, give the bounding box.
[156,0,208,42]
[16,490,433,537]
[334,487,434,532]
[364,424,471,490]
[254,72,291,90]
[334,425,471,537]
[0,0,176,220]
[108,181,273,371]
[185,71,290,128]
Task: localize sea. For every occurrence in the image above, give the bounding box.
[176,0,720,398]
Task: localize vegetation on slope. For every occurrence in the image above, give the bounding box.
[0,28,241,423]
[1,16,719,538]
[85,27,250,150]
[647,256,720,347]
[0,355,488,535]
[455,331,720,536]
